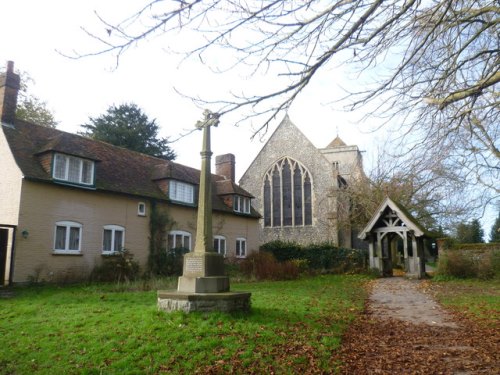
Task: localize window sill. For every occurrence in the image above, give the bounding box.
[53,180,96,190]
[52,251,82,256]
[169,199,196,207]
[101,252,120,257]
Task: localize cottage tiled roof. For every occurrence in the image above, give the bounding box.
[3,119,259,217]
[152,162,200,185]
[215,179,254,198]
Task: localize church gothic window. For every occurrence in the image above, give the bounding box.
[263,157,312,227]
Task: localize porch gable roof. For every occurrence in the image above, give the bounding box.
[358,197,427,240]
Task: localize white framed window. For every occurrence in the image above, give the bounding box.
[236,237,247,258]
[233,196,251,214]
[53,153,95,186]
[169,180,194,204]
[167,230,192,250]
[54,221,82,254]
[213,235,226,256]
[137,202,146,216]
[102,225,125,254]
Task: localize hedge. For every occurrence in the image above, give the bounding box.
[260,240,368,273]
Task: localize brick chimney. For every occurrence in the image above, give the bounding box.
[215,153,235,181]
[0,61,20,125]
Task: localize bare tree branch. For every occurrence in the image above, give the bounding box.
[73,0,499,223]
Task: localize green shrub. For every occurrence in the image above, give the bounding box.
[260,240,302,262]
[291,259,309,273]
[146,247,189,277]
[260,241,368,273]
[90,249,140,282]
[476,251,500,280]
[239,252,299,281]
[436,249,499,280]
[437,250,476,278]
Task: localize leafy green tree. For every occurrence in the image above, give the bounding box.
[456,223,471,244]
[469,219,485,244]
[455,219,484,244]
[0,67,58,128]
[16,96,58,128]
[489,211,500,243]
[80,103,176,160]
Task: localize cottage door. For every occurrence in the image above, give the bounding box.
[0,228,8,285]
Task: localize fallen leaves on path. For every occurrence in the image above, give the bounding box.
[335,299,499,374]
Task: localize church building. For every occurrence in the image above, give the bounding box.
[239,115,365,248]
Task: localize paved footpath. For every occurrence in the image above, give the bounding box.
[369,277,458,327]
[336,277,499,374]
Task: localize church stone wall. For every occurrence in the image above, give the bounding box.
[240,116,345,246]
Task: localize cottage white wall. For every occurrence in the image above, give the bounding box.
[240,116,341,246]
[0,125,22,225]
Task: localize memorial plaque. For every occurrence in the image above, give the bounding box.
[185,257,203,274]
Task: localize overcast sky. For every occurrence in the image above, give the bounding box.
[0,0,384,177]
[1,0,495,234]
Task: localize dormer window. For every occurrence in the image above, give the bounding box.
[234,195,251,214]
[53,153,94,186]
[169,180,194,204]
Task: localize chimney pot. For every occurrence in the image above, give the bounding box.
[0,60,21,125]
[215,153,236,181]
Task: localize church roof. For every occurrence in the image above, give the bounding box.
[327,136,347,148]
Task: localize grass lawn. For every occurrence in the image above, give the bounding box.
[430,278,500,326]
[0,274,369,374]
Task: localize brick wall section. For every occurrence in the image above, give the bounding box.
[215,153,235,181]
[156,179,169,195]
[14,181,151,282]
[38,153,52,174]
[12,180,259,283]
[221,195,233,209]
[0,61,20,125]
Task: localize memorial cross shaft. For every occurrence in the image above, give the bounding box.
[193,110,219,253]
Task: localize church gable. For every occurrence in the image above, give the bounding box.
[239,115,345,245]
[240,115,327,185]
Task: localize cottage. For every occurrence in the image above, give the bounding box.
[0,62,259,285]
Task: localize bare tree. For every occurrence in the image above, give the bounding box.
[341,143,479,233]
[77,0,498,199]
